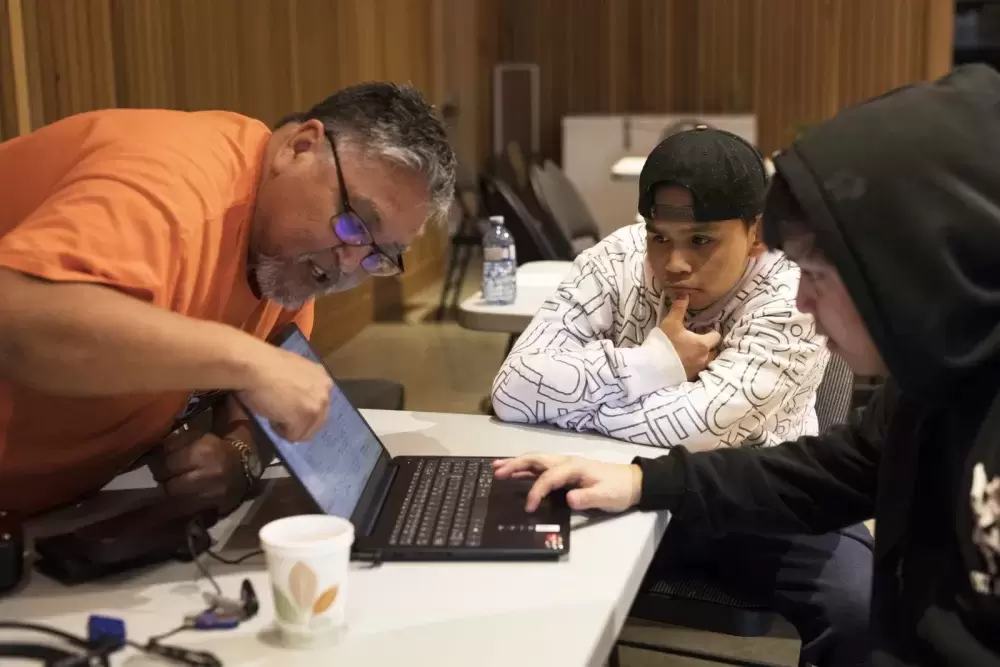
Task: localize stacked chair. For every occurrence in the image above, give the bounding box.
[529,159,601,254]
[478,141,592,264]
[435,181,484,319]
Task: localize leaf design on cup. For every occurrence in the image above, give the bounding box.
[272,585,299,623]
[312,585,339,615]
[288,561,318,610]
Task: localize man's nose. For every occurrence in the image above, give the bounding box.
[664,250,692,276]
[338,244,371,272]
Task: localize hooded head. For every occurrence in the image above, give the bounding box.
[764,64,1000,403]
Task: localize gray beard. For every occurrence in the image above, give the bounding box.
[253,253,367,310]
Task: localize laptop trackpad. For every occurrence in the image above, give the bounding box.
[483,477,569,552]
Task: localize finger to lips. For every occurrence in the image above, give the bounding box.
[664,294,690,325]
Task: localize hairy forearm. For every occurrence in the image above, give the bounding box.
[0,270,269,396]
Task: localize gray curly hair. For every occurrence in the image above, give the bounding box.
[276,82,457,223]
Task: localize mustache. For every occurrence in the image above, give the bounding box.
[252,252,366,309]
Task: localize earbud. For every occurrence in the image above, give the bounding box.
[240,579,259,620]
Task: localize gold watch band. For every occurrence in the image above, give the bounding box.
[226,437,259,491]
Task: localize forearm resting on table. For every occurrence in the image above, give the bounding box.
[0,269,269,396]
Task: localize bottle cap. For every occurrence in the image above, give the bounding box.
[489,215,505,225]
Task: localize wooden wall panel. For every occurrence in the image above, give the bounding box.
[492,0,952,160]
[0,0,15,140]
[2,0,452,354]
[27,0,117,125]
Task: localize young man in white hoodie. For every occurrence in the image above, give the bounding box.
[492,127,873,667]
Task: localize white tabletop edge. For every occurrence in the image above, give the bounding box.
[11,410,670,667]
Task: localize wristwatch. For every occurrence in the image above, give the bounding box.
[226,437,264,495]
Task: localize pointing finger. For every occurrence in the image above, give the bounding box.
[526,462,583,512]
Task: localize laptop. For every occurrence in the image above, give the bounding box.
[240,323,570,562]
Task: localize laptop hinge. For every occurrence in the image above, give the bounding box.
[361,461,399,538]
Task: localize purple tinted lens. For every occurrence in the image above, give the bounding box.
[334,213,371,245]
[361,253,397,276]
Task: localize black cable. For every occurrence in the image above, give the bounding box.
[0,623,122,667]
[1,580,222,666]
[141,623,189,645]
[128,636,222,667]
[186,525,221,596]
[362,551,384,569]
[206,549,262,566]
[0,642,86,665]
[0,621,89,648]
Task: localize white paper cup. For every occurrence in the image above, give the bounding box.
[259,514,354,646]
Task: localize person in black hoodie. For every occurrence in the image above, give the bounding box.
[494,62,1000,666]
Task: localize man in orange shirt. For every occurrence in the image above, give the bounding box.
[0,82,457,517]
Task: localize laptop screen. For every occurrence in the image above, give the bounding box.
[249,327,386,519]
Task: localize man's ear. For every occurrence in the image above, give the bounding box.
[271,119,325,174]
[289,119,326,156]
[747,216,766,257]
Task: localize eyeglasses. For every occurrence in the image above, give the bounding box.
[326,132,404,277]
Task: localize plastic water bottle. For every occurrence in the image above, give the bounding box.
[482,215,517,305]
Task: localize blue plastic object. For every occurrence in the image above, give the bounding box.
[87,614,126,648]
[192,612,240,630]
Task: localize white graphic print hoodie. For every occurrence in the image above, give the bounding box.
[491,223,829,450]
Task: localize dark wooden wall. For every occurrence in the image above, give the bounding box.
[0,0,457,354]
[1,0,955,352]
[491,0,954,160]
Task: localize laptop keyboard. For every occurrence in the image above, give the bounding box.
[389,458,494,548]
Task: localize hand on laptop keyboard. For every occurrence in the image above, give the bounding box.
[492,454,642,513]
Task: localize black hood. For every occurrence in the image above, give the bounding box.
[772,64,1000,403]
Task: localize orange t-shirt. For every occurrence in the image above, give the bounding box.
[0,109,315,516]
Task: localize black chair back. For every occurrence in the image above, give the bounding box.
[529,165,553,219]
[483,152,577,261]
[479,173,563,264]
[540,160,601,241]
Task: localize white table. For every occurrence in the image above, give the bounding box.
[611,155,776,181]
[610,156,647,181]
[458,261,573,334]
[8,410,669,667]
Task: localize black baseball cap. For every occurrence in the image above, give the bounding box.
[638,126,768,223]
